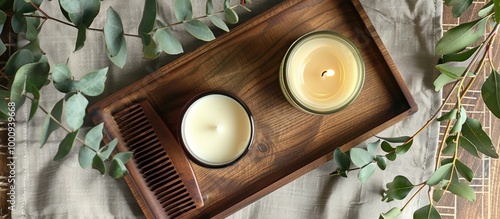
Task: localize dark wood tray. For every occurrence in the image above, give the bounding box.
[89,0,418,217]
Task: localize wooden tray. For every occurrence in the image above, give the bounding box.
[89,0,418,217]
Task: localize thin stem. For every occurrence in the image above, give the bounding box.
[401,183,427,211]
[435,119,452,169]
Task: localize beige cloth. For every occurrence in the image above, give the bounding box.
[13,0,442,218]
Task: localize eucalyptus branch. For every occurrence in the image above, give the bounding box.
[401,183,426,211]
[23,94,103,157]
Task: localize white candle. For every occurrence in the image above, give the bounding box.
[280,31,365,114]
[180,93,254,167]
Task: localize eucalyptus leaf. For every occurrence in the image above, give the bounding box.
[224,8,239,24]
[0,10,5,28]
[79,146,96,169]
[379,207,402,219]
[206,0,214,14]
[74,25,86,51]
[113,151,133,164]
[224,0,231,9]
[140,33,160,59]
[6,49,35,76]
[85,123,104,150]
[367,140,379,156]
[350,148,374,168]
[435,17,488,55]
[11,13,26,34]
[174,0,193,22]
[107,37,127,68]
[455,159,474,182]
[40,99,64,147]
[357,163,376,183]
[433,187,445,202]
[447,0,472,17]
[434,70,458,92]
[448,181,476,202]
[495,0,500,23]
[65,93,88,131]
[382,175,414,202]
[386,152,397,161]
[437,108,458,121]
[183,20,215,42]
[59,0,100,28]
[209,15,229,32]
[54,131,78,161]
[413,205,441,219]
[21,39,44,61]
[381,141,393,152]
[450,107,466,134]
[461,118,498,158]
[479,1,494,17]
[442,46,478,63]
[13,0,42,13]
[10,62,49,106]
[375,156,387,170]
[26,82,39,121]
[138,0,157,34]
[109,158,127,179]
[100,138,118,159]
[92,154,106,175]
[457,135,480,157]
[155,28,183,55]
[333,148,350,170]
[0,41,5,56]
[426,163,453,186]
[377,136,411,143]
[104,7,124,57]
[52,64,72,83]
[54,79,78,94]
[481,70,500,118]
[395,140,413,155]
[78,67,108,96]
[25,15,40,41]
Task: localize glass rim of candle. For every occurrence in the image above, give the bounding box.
[178,91,255,168]
[279,31,365,115]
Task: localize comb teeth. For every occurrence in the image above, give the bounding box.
[112,102,202,219]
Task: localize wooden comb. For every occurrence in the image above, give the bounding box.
[110,99,203,219]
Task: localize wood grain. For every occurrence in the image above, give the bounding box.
[88,0,417,218]
[439,1,500,218]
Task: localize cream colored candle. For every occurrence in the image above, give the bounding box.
[180,93,253,167]
[280,31,365,114]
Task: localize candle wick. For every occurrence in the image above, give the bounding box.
[321,69,335,78]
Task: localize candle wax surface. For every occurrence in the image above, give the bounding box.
[181,94,252,166]
[286,33,363,112]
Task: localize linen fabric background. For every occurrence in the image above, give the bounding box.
[13,0,442,218]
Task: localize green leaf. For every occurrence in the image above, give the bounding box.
[0,9,6,27]
[104,7,124,57]
[395,140,413,155]
[495,0,500,23]
[26,82,39,121]
[140,33,160,59]
[174,0,193,22]
[78,67,108,96]
[100,138,118,159]
[25,15,40,41]
[13,0,42,13]
[437,108,458,121]
[450,107,466,134]
[224,8,239,24]
[59,0,100,28]
[426,163,453,186]
[224,0,231,9]
[377,136,411,143]
[21,39,44,61]
[442,137,457,155]
[65,93,88,131]
[52,64,72,83]
[138,0,157,34]
[85,123,103,150]
[367,140,379,156]
[183,20,215,42]
[40,99,64,147]
[386,152,397,161]
[434,65,473,92]
[448,181,475,202]
[447,0,472,17]
[435,17,488,55]
[109,158,128,179]
[375,156,387,170]
[462,118,498,158]
[357,163,376,183]
[113,151,133,164]
[54,80,78,94]
[10,62,49,106]
[442,46,478,63]
[0,41,5,56]
[482,70,500,118]
[209,15,229,32]
[382,175,415,202]
[455,159,474,182]
[413,204,441,219]
[54,131,78,161]
[433,187,445,202]
[79,146,96,169]
[333,148,350,170]
[74,25,86,51]
[11,13,26,34]
[5,49,34,76]
[379,207,402,219]
[381,141,393,152]
[92,154,106,175]
[206,0,214,14]
[349,148,374,168]
[155,28,183,55]
[457,135,480,157]
[479,1,494,17]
